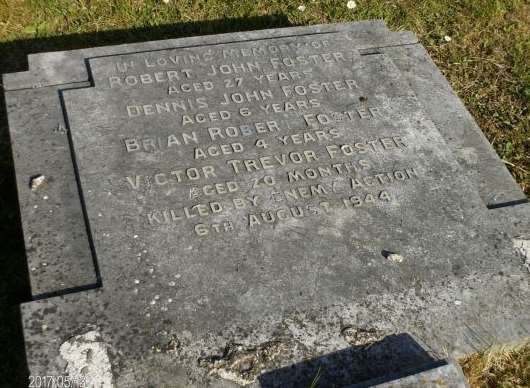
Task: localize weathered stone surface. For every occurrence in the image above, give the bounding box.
[20,271,530,386]
[5,22,421,298]
[4,21,525,298]
[61,34,498,330]
[3,21,416,298]
[18,29,530,387]
[5,84,99,297]
[381,44,526,207]
[4,21,530,387]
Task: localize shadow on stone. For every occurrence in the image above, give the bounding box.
[0,14,291,76]
[0,13,290,388]
[0,70,31,388]
[258,333,440,388]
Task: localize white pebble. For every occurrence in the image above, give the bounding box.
[134,279,140,284]
[454,300,462,306]
[387,253,404,263]
[168,281,176,287]
[30,175,46,190]
[154,295,160,300]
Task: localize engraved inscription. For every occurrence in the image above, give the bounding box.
[69,32,451,239]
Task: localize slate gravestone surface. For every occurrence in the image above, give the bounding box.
[6,21,422,298]
[3,22,530,387]
[5,21,526,301]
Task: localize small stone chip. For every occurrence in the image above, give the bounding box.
[513,237,530,273]
[30,174,46,190]
[387,253,404,263]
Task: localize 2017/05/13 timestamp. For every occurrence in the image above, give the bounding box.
[29,375,87,388]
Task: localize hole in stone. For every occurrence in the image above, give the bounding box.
[381,250,394,258]
[382,250,404,263]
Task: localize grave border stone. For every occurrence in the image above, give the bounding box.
[3,21,529,386]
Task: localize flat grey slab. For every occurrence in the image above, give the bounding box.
[4,21,525,298]
[64,37,491,317]
[5,22,422,298]
[17,31,530,387]
[4,21,529,387]
[21,270,529,386]
[5,84,99,297]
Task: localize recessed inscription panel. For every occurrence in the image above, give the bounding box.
[63,33,489,327]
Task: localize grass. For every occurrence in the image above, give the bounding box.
[461,341,530,388]
[0,0,529,387]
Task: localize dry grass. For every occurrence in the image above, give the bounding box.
[461,340,530,388]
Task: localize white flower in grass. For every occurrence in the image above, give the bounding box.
[444,35,452,42]
[298,5,306,11]
[162,0,170,3]
[347,0,356,9]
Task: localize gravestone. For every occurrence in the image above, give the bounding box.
[3,22,529,387]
